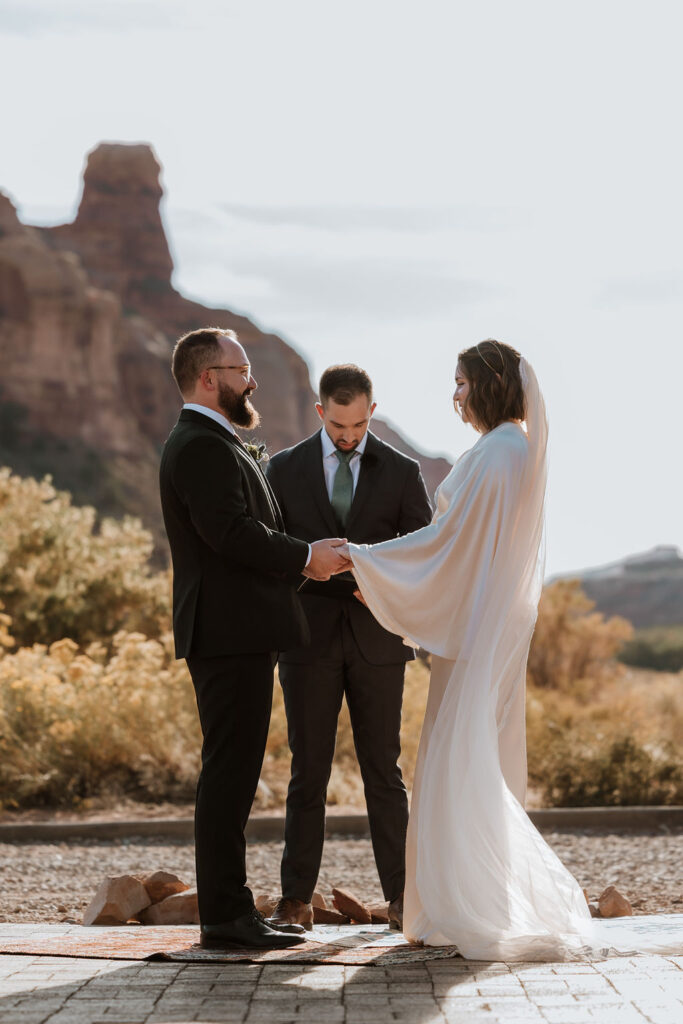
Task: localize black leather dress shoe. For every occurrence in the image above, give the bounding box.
[200,911,307,949]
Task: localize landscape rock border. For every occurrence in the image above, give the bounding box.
[1,807,681,843]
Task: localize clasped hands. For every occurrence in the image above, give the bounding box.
[304,539,354,582]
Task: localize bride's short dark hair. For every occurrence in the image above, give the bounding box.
[458,340,525,432]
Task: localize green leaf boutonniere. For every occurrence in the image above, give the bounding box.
[244,442,269,465]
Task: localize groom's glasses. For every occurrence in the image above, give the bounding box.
[205,364,251,376]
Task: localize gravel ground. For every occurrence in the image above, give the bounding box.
[0,830,681,924]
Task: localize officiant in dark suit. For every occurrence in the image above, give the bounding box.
[159,328,350,950]
[265,364,432,931]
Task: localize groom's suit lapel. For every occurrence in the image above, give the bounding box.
[179,409,284,531]
[225,433,285,532]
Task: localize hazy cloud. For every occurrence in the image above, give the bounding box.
[236,254,492,320]
[218,203,523,234]
[0,0,204,35]
[169,205,496,322]
[176,248,493,324]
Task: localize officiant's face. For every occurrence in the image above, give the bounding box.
[454,364,472,423]
[316,395,377,452]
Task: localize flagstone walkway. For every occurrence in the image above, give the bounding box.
[1,925,682,1024]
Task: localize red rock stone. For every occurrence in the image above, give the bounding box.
[138,888,199,925]
[331,887,372,924]
[313,906,351,925]
[254,893,279,917]
[368,902,390,924]
[311,891,327,910]
[597,886,632,918]
[141,871,190,905]
[83,875,150,926]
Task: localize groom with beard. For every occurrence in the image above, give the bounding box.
[159,327,350,949]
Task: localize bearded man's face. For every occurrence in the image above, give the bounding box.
[217,379,261,429]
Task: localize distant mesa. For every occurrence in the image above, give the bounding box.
[555,546,683,629]
[0,142,451,538]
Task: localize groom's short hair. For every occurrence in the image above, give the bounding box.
[172,327,238,396]
[319,364,373,406]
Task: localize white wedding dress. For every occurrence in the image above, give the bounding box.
[350,360,682,961]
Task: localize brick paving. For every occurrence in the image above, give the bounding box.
[0,931,682,1024]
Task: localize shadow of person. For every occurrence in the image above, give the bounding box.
[0,941,525,1024]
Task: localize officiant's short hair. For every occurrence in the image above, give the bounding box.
[319,364,373,406]
[172,327,238,395]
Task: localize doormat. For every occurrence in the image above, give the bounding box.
[0,924,462,965]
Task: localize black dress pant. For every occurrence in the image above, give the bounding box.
[279,617,408,904]
[186,650,276,925]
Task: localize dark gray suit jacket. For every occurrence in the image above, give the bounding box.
[266,429,432,665]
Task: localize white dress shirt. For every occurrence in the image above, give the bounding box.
[320,427,368,500]
[183,402,235,434]
[183,402,311,565]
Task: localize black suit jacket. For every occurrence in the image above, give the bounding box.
[266,430,432,665]
[160,409,310,659]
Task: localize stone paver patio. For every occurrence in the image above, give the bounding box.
[0,925,682,1024]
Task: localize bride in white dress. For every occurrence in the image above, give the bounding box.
[342,340,681,961]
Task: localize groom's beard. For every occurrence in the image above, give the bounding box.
[217,380,261,429]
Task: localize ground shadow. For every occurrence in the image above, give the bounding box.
[0,946,511,1023]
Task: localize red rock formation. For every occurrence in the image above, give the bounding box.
[0,143,450,539]
[49,143,174,307]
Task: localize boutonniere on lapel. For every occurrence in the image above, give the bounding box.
[244,442,269,465]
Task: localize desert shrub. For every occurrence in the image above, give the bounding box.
[0,631,199,808]
[532,733,682,807]
[0,602,13,654]
[525,580,683,805]
[528,580,632,691]
[526,667,683,806]
[619,626,683,672]
[0,468,170,646]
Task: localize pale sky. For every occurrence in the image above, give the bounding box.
[1,0,682,576]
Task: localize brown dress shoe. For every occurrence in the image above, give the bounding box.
[266,897,314,932]
[388,892,403,931]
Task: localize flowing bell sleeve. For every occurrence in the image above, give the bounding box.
[350,427,528,659]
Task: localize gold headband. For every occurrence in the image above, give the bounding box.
[476,341,504,374]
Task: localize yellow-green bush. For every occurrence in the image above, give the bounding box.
[0,629,199,807]
[0,469,170,647]
[619,625,683,673]
[527,579,632,692]
[526,669,683,806]
[1,465,680,811]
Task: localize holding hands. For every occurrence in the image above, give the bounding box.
[304,538,353,581]
[302,540,366,606]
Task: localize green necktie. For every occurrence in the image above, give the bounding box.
[331,450,354,529]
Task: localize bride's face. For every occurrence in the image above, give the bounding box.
[453,364,472,423]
